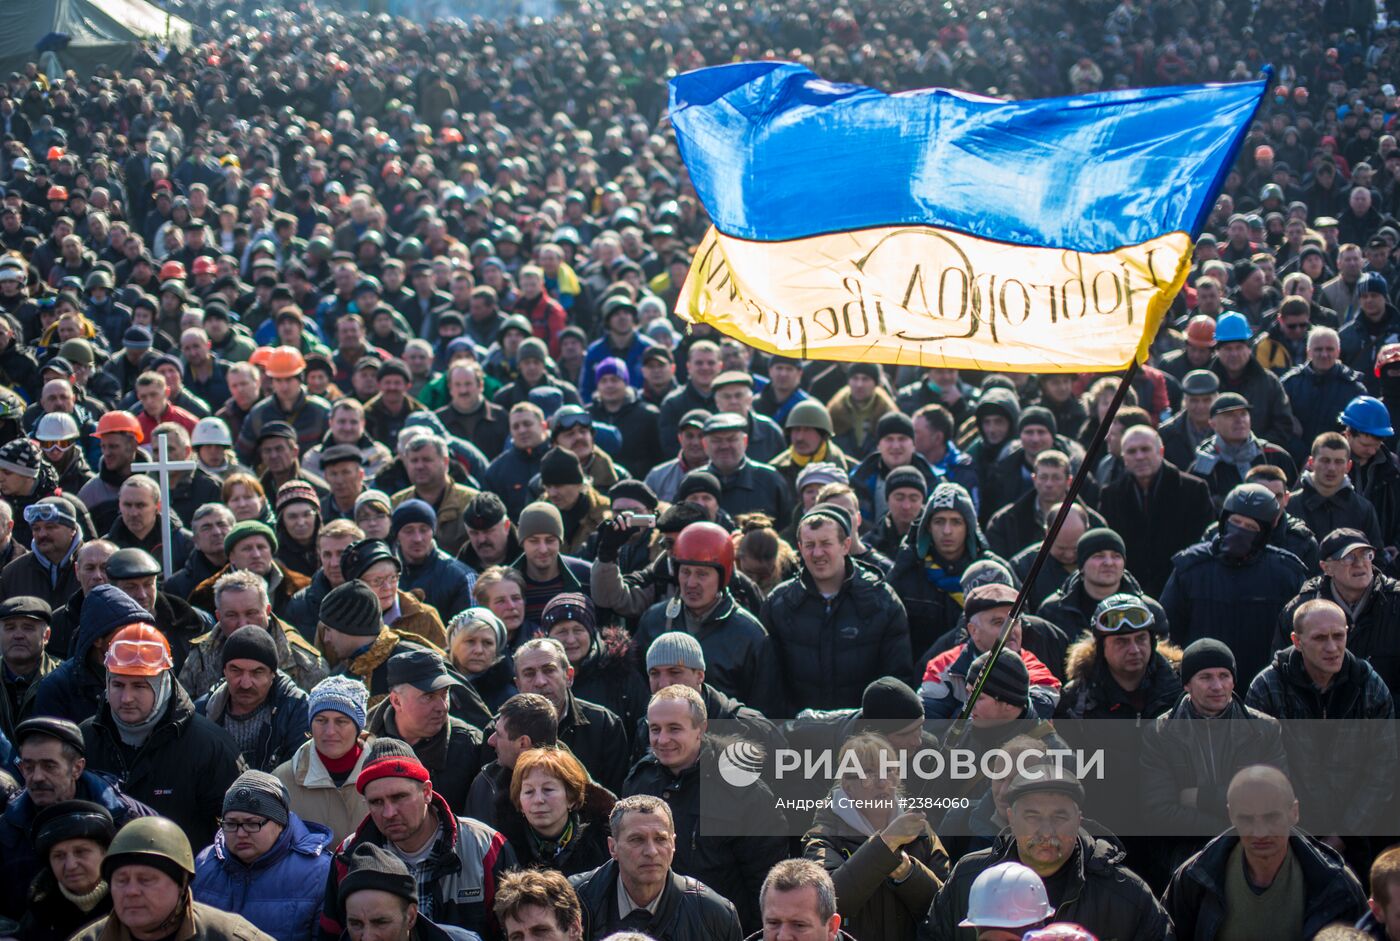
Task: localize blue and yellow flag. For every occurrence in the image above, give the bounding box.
[669,63,1266,373]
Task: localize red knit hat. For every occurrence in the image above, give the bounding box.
[355,757,430,794]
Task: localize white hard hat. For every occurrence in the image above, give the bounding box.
[33,411,80,441]
[191,416,232,447]
[960,861,1054,929]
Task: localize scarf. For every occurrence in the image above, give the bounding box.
[788,440,829,467]
[922,553,966,606]
[32,530,80,587]
[1215,435,1264,480]
[527,813,578,863]
[111,671,173,747]
[59,881,108,912]
[318,742,364,777]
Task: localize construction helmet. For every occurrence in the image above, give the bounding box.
[101,816,195,882]
[264,346,307,379]
[1023,927,1099,941]
[670,521,735,586]
[191,417,233,447]
[192,256,218,276]
[249,346,275,369]
[1340,395,1394,438]
[1213,312,1251,344]
[158,260,186,282]
[784,400,834,436]
[1375,343,1400,378]
[1184,314,1216,347]
[960,861,1054,930]
[104,624,172,677]
[94,410,144,443]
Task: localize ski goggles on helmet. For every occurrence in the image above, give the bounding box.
[1092,599,1154,634]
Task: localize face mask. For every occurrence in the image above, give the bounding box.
[1220,521,1260,561]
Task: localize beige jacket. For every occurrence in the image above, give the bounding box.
[272,737,374,846]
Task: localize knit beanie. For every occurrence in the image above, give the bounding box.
[0,438,42,478]
[307,675,369,730]
[389,499,437,542]
[517,502,564,541]
[677,470,722,502]
[1076,527,1126,568]
[1018,406,1057,435]
[222,770,290,827]
[447,608,507,655]
[226,519,278,556]
[275,479,320,513]
[221,625,278,671]
[860,677,924,722]
[876,412,915,440]
[319,580,383,638]
[967,650,1030,706]
[594,357,629,385]
[541,592,595,634]
[849,363,881,382]
[339,843,417,908]
[646,632,706,672]
[1181,638,1236,684]
[884,466,928,498]
[608,480,658,513]
[539,447,586,487]
[960,559,1016,593]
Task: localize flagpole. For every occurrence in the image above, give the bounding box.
[946,358,1142,742]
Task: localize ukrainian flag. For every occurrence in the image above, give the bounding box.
[669,62,1266,373]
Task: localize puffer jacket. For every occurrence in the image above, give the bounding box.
[196,672,311,772]
[761,560,913,715]
[1056,636,1183,721]
[919,828,1170,941]
[1164,831,1366,941]
[1161,537,1309,683]
[1246,646,1395,834]
[1140,695,1289,837]
[803,795,948,941]
[192,812,335,941]
[1037,570,1168,641]
[635,590,784,718]
[271,739,373,847]
[571,861,744,941]
[318,791,515,941]
[80,680,247,846]
[1278,571,1400,694]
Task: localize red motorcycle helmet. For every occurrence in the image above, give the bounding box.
[670,522,735,587]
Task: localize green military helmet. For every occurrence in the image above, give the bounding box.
[784,400,834,436]
[101,816,195,882]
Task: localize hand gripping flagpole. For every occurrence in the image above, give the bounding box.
[945,359,1141,747]
[131,434,197,580]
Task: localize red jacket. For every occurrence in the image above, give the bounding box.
[514,291,567,358]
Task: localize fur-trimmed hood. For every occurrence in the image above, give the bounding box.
[1064,633,1182,686]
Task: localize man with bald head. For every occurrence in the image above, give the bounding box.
[1164,765,1366,940]
[1099,424,1216,595]
[1009,502,1090,610]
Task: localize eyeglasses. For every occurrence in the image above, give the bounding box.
[362,571,399,591]
[1094,603,1154,633]
[24,502,72,524]
[219,818,269,834]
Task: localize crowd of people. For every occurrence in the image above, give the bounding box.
[1,0,1400,938]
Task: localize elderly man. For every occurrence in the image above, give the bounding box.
[167,503,233,599]
[180,570,327,699]
[436,361,510,460]
[194,625,312,772]
[108,474,194,562]
[1164,765,1367,940]
[364,649,484,814]
[569,794,743,940]
[513,637,628,794]
[700,412,793,523]
[0,597,57,739]
[317,752,515,941]
[457,492,519,571]
[0,496,82,606]
[1191,392,1300,502]
[389,433,477,556]
[80,623,245,844]
[922,768,1169,941]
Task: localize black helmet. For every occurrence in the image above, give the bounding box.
[1221,483,1278,533]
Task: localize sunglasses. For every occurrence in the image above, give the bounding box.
[1094,603,1154,633]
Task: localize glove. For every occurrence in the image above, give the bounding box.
[595,516,632,563]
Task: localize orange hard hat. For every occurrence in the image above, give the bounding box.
[251,183,273,199]
[46,147,64,161]
[264,345,307,379]
[192,257,217,275]
[671,521,736,586]
[249,346,275,369]
[1184,315,1216,348]
[94,410,144,442]
[104,623,172,677]
[46,186,67,201]
[159,261,186,282]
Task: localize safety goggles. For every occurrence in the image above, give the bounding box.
[1094,602,1154,634]
[37,438,76,453]
[104,633,171,671]
[23,501,73,525]
[553,412,592,431]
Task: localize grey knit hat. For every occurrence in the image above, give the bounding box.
[646,632,706,672]
[319,580,383,637]
[307,675,369,730]
[447,607,507,653]
[222,770,290,827]
[517,501,564,541]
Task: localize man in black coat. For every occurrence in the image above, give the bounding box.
[1190,392,1300,503]
[1098,425,1216,596]
[985,449,1104,560]
[698,412,793,524]
[1288,431,1386,550]
[192,625,311,773]
[570,795,743,941]
[1037,527,1169,643]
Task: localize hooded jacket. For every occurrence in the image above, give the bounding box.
[1163,831,1366,941]
[1056,635,1183,721]
[889,484,1010,661]
[761,559,913,715]
[195,671,311,773]
[919,828,1170,941]
[192,812,335,941]
[571,860,744,941]
[80,678,247,846]
[32,584,152,723]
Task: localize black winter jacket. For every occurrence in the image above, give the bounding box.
[195,671,310,772]
[366,704,484,815]
[1097,462,1216,597]
[1037,570,1167,645]
[1279,571,1400,694]
[557,691,630,796]
[1288,471,1384,551]
[761,560,913,715]
[570,860,744,941]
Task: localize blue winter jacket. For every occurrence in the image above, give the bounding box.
[192,811,335,941]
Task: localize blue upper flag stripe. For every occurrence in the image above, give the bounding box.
[668,62,1266,253]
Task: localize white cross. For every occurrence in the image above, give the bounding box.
[131,434,197,579]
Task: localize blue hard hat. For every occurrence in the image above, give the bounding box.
[1213,312,1252,344]
[1340,395,1394,438]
